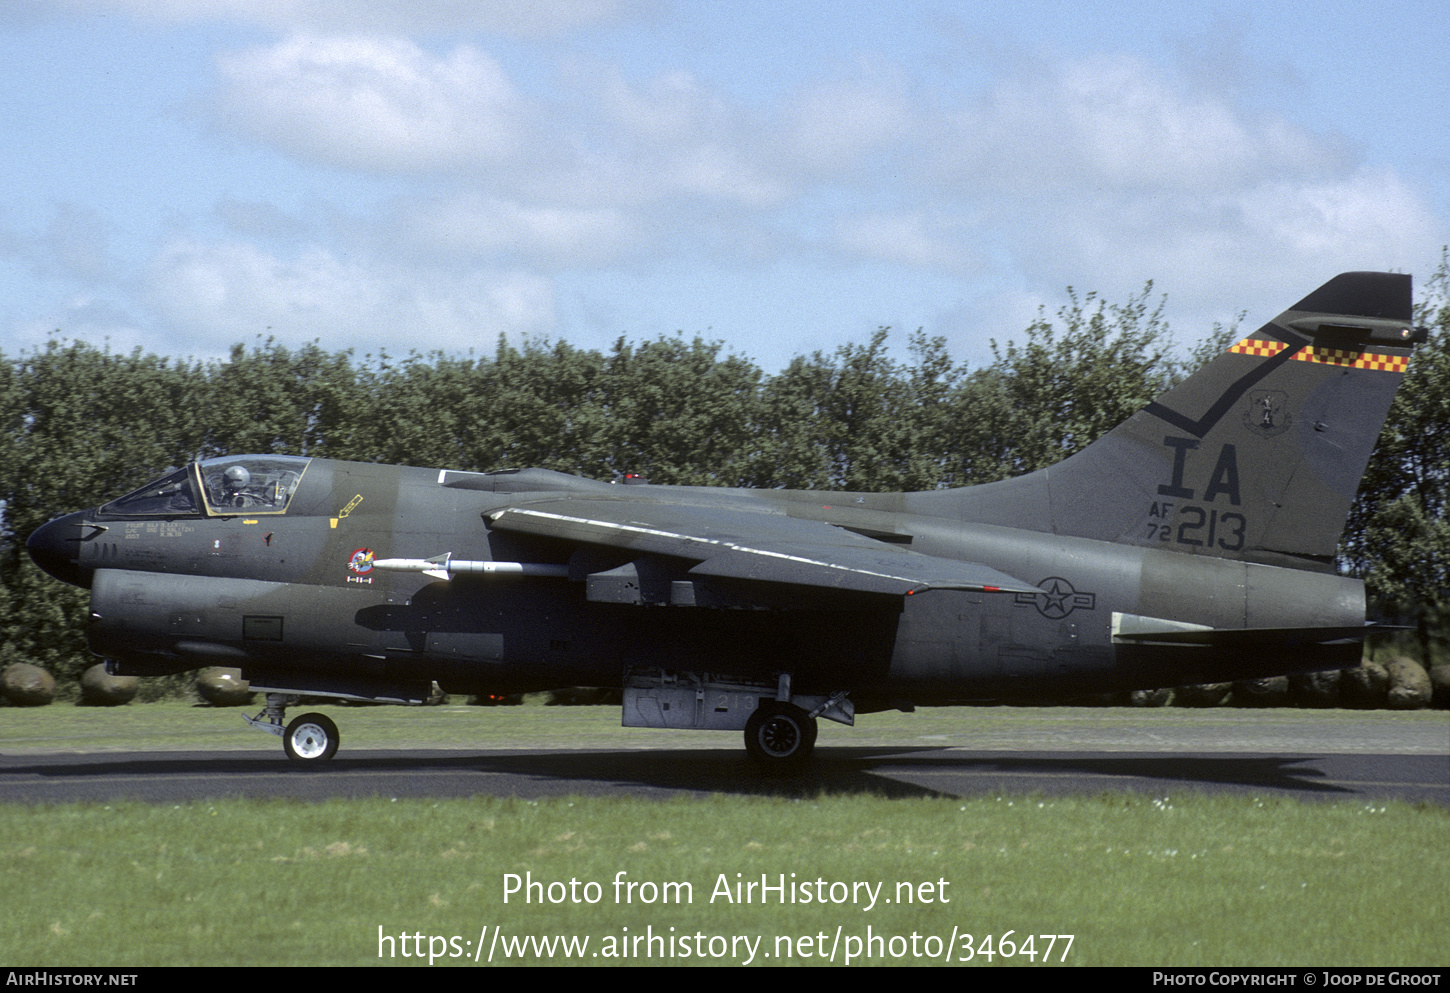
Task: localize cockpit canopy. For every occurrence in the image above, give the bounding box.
[98,456,311,517]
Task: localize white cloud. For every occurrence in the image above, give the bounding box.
[1052,56,1269,188]
[199,39,1441,358]
[1241,168,1435,260]
[781,78,913,175]
[834,212,978,272]
[216,35,531,172]
[928,53,1334,196]
[403,195,639,268]
[596,69,724,146]
[882,53,1434,306]
[663,145,786,207]
[38,0,653,36]
[579,66,790,208]
[147,238,555,353]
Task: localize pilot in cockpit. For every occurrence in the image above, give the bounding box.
[219,465,255,507]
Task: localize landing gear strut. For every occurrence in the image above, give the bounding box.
[244,693,341,763]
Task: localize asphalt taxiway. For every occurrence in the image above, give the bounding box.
[2,744,1444,806]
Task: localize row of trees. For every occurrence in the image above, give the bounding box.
[3,267,1446,682]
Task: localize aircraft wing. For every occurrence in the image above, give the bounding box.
[485,500,1037,597]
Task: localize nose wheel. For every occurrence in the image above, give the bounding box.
[284,713,340,763]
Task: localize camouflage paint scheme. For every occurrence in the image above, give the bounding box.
[27,273,1426,766]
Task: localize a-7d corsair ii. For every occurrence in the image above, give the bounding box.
[28,273,1426,768]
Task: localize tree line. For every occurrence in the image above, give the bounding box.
[3,267,1446,683]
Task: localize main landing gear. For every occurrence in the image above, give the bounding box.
[244,693,340,764]
[621,669,852,772]
[744,702,818,770]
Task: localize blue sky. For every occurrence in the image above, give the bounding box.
[2,0,1446,374]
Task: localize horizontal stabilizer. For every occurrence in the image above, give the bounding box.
[1112,612,1372,647]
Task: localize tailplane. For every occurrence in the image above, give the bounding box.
[933,272,1423,571]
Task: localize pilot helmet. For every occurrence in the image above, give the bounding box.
[223,465,251,490]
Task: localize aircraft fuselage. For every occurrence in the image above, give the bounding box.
[35,456,1363,709]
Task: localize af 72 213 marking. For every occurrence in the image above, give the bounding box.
[1145,504,1247,552]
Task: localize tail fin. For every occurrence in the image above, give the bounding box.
[943,273,1422,571]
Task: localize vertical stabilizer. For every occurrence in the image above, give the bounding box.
[938,273,1422,571]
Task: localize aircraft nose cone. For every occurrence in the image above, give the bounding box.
[26,511,93,589]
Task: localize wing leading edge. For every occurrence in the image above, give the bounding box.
[485,500,1037,597]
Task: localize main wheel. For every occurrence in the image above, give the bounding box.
[744,703,817,770]
[283,712,339,763]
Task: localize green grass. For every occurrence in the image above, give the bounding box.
[1,793,1445,966]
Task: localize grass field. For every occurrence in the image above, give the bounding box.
[2,703,1447,967]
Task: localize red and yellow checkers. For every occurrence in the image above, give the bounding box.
[1229,338,1410,373]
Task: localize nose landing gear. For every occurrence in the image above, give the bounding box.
[244,693,340,763]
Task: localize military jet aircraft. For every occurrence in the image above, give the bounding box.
[27,272,1425,768]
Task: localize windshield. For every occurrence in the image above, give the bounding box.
[198,456,310,514]
[98,466,200,516]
